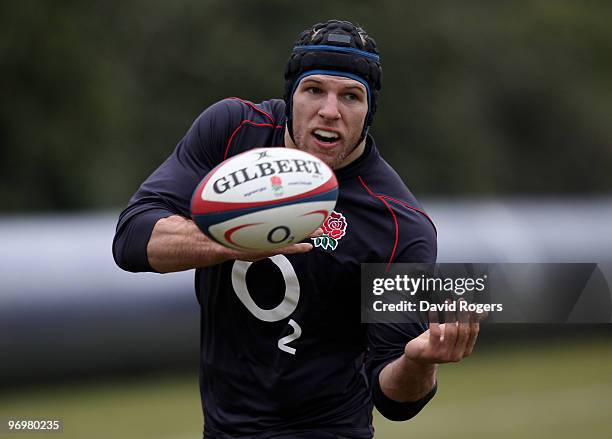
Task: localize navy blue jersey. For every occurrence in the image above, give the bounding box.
[114,98,438,438]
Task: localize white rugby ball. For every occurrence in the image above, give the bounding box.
[191,147,338,251]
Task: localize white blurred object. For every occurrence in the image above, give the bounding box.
[1,198,611,383]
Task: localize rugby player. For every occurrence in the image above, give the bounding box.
[113,20,480,438]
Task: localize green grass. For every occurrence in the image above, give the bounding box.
[0,375,202,439]
[1,339,611,439]
[376,339,612,438]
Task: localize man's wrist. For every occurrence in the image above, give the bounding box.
[211,244,235,265]
[379,355,437,403]
[398,353,437,376]
[400,355,438,394]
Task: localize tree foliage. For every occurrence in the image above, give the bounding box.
[2,0,611,211]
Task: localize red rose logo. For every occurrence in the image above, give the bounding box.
[312,210,347,250]
[321,211,347,240]
[271,176,282,186]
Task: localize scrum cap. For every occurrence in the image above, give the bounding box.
[284,20,382,145]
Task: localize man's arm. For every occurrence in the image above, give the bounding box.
[113,100,234,273]
[378,307,480,402]
[367,308,481,422]
[365,206,476,420]
[147,214,317,273]
[113,99,309,273]
[378,355,437,403]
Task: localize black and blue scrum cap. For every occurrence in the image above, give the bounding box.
[284,20,383,145]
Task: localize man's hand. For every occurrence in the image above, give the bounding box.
[404,301,483,365]
[378,301,485,403]
[148,215,322,273]
[220,227,323,263]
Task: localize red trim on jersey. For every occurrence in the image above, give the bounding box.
[225,97,276,123]
[223,121,284,160]
[357,176,398,270]
[358,175,377,198]
[358,175,437,269]
[379,197,399,271]
[379,195,437,234]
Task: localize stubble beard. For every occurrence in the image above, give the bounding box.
[292,131,357,170]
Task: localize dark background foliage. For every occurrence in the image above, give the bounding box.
[2,0,611,211]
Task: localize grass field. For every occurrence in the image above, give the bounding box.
[1,338,611,439]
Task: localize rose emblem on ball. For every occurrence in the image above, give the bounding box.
[270,175,283,196]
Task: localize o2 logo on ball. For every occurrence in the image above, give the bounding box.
[267,225,292,245]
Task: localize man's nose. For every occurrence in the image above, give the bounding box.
[318,94,341,120]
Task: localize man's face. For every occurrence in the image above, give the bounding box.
[285,74,368,169]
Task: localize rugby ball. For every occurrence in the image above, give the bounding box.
[191,147,338,251]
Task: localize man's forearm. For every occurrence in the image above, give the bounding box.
[147,215,232,273]
[146,215,317,273]
[378,354,437,402]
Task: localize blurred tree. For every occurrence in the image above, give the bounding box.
[1,0,611,211]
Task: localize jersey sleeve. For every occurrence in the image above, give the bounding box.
[367,207,438,420]
[394,210,437,263]
[366,322,437,421]
[112,99,242,273]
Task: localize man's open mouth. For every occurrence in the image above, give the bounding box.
[313,129,340,144]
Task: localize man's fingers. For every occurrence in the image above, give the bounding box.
[230,242,314,262]
[443,299,456,326]
[423,302,482,363]
[428,310,442,347]
[309,228,324,238]
[441,300,457,351]
[464,311,481,357]
[451,300,470,361]
[276,243,314,254]
[476,309,489,322]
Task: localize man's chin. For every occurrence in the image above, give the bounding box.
[293,139,347,169]
[307,149,340,169]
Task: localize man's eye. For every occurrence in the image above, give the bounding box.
[306,87,321,94]
[344,93,359,101]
